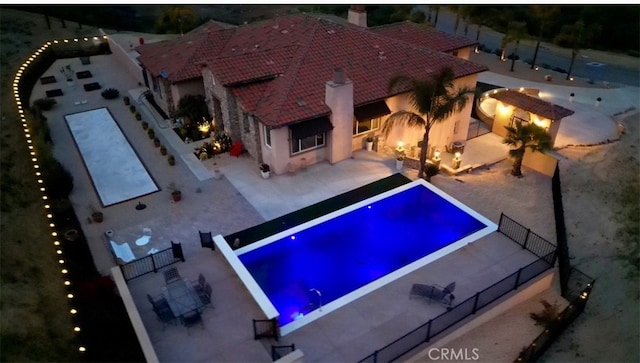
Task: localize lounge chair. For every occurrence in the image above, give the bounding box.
[410,281,456,307]
[109,240,136,263]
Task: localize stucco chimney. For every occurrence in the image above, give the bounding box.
[332,67,346,84]
[348,5,367,27]
[326,68,354,164]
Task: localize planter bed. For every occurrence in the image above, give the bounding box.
[84,82,101,91]
[45,89,63,97]
[40,75,57,84]
[76,70,93,79]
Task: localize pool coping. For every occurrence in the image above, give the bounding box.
[214,179,498,336]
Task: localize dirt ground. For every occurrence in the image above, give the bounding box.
[468,39,640,361]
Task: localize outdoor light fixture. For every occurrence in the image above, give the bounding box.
[396,140,405,153]
[434,150,441,160]
[452,152,462,169]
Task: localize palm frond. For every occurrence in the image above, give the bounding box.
[381,110,427,137]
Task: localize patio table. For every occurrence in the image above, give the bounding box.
[163,278,204,319]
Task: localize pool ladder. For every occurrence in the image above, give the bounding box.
[309,288,323,312]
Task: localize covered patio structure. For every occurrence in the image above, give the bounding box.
[489,90,575,147]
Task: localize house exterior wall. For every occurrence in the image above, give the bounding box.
[454,46,472,61]
[201,67,241,140]
[491,100,513,138]
[492,101,561,147]
[170,79,206,118]
[383,74,479,157]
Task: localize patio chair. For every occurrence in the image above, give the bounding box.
[198,273,207,289]
[410,281,456,307]
[153,305,177,330]
[182,309,204,335]
[163,267,181,284]
[197,282,213,310]
[199,231,214,250]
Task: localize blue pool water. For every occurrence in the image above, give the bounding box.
[237,182,489,328]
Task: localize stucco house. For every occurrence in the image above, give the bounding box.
[136,8,488,174]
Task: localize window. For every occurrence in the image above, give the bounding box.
[291,133,325,154]
[353,116,380,135]
[264,125,271,148]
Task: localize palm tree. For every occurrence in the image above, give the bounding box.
[530,6,560,70]
[503,120,552,177]
[383,67,475,179]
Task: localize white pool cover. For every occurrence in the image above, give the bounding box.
[65,107,159,206]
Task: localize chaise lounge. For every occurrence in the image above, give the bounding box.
[410,281,456,307]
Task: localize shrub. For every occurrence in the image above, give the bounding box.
[32,97,57,111]
[168,155,175,165]
[147,128,155,139]
[43,160,74,199]
[100,88,120,99]
[507,53,520,60]
[529,300,559,326]
[134,111,141,120]
[129,105,136,113]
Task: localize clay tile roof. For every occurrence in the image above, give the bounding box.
[136,20,235,82]
[229,14,488,127]
[137,14,489,127]
[491,90,575,120]
[370,21,478,52]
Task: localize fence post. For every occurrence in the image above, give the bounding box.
[425,320,432,343]
[151,254,158,273]
[522,228,531,249]
[472,292,480,314]
[514,267,522,289]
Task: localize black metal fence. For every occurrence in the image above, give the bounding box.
[552,164,571,295]
[498,213,558,266]
[358,245,556,362]
[271,344,296,361]
[253,318,279,342]
[119,241,184,281]
[515,270,595,362]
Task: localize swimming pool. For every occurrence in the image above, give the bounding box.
[215,179,497,335]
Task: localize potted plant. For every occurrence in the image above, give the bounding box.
[123,96,130,106]
[259,163,270,179]
[569,92,575,102]
[89,205,103,223]
[142,121,149,130]
[596,97,602,106]
[153,137,160,147]
[160,145,167,155]
[147,128,155,139]
[134,111,142,120]
[168,154,175,166]
[365,135,374,151]
[168,182,181,202]
[129,105,136,113]
[396,154,405,170]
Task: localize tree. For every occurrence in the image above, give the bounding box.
[155,6,199,35]
[505,21,528,72]
[529,5,560,70]
[383,67,475,179]
[503,120,552,177]
[175,94,211,125]
[564,20,585,80]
